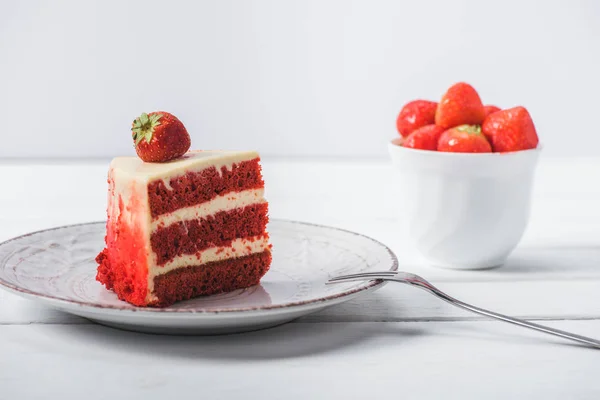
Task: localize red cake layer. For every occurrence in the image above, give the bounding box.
[151,250,272,307]
[148,158,264,218]
[151,203,269,265]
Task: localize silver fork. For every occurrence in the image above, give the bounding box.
[328,271,600,349]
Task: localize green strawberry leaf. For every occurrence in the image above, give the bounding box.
[150,113,162,124]
[131,112,163,146]
[456,124,482,135]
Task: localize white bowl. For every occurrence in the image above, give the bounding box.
[388,138,541,270]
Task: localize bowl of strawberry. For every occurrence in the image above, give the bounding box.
[388,82,541,270]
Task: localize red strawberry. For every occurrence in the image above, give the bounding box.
[483,105,501,118]
[435,82,485,129]
[481,105,502,141]
[438,125,492,153]
[396,100,438,137]
[482,106,539,152]
[132,112,191,162]
[403,124,445,151]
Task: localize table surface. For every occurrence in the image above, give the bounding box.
[1,157,599,399]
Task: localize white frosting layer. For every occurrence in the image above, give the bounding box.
[110,150,259,184]
[150,188,266,231]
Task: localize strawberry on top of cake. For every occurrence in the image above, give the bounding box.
[96,112,271,307]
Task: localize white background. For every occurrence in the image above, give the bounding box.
[1,0,599,158]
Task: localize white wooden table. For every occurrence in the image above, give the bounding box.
[1,157,599,399]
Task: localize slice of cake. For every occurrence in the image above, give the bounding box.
[95,109,272,307]
[96,150,271,306]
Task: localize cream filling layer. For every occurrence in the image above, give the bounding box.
[150,188,265,231]
[147,234,270,294]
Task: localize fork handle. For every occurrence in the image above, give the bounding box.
[429,288,600,349]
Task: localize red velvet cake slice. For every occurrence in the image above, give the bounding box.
[95,150,271,307]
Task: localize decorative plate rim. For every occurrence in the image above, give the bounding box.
[0,219,399,315]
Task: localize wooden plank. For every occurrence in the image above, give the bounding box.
[2,278,600,325]
[1,160,599,247]
[2,159,600,215]
[302,279,600,322]
[1,320,599,399]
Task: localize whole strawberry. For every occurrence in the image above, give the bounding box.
[396,100,438,137]
[435,82,485,129]
[438,125,492,153]
[403,124,445,151]
[482,106,539,152]
[483,105,501,119]
[132,112,191,162]
[481,105,502,142]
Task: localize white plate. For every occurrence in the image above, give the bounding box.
[0,219,397,335]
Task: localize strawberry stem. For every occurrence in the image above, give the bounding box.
[455,124,482,135]
[132,112,162,145]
